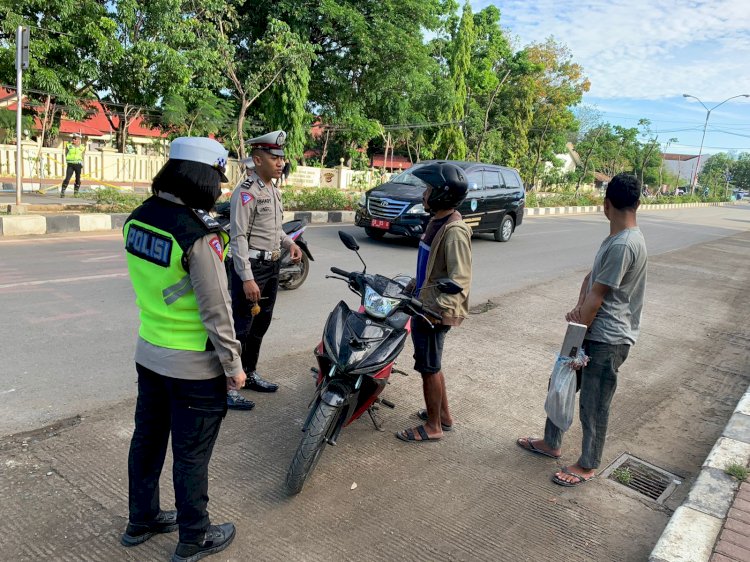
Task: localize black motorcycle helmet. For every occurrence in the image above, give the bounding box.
[412,162,468,211]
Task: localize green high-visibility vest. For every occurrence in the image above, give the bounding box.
[123,197,229,351]
[66,143,85,163]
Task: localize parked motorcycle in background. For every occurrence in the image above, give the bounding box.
[214,201,313,290]
[285,231,462,495]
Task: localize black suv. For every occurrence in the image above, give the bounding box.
[355,160,525,242]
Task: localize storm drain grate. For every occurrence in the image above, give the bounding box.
[601,454,682,503]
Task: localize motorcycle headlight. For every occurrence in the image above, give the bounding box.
[407,203,425,214]
[363,285,400,319]
[358,194,366,207]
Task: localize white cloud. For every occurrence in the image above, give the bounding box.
[472,0,750,101]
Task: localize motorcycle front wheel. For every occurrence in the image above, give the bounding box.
[285,401,340,495]
[280,252,309,290]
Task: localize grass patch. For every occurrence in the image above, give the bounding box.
[725,462,749,481]
[612,466,633,486]
[281,187,359,211]
[88,187,147,213]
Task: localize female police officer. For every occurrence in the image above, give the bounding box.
[120,137,246,562]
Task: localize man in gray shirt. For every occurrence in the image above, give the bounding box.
[517,173,647,486]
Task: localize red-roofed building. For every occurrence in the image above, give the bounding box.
[0,87,167,154]
[371,154,413,171]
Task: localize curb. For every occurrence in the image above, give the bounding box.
[0,211,357,237]
[649,386,750,562]
[0,202,739,237]
[524,201,736,216]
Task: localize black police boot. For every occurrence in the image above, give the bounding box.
[172,523,236,562]
[243,371,279,393]
[121,509,178,546]
[226,390,255,410]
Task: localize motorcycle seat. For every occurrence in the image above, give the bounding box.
[283,220,304,234]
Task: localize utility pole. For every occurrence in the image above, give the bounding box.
[683,93,750,195]
[15,26,30,208]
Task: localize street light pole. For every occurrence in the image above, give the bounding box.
[683,93,750,195]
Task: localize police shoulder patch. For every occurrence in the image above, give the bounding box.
[208,236,223,258]
[192,209,220,231]
[241,192,254,206]
[126,225,173,267]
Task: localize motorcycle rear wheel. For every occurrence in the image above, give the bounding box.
[280,252,309,290]
[285,401,340,495]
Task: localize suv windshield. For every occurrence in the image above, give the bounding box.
[389,163,428,188]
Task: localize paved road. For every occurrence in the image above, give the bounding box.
[0,204,748,436]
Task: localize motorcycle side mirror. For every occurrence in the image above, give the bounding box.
[436,278,462,295]
[338,231,360,252]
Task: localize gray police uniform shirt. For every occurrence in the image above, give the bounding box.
[587,227,647,346]
[229,170,292,282]
[135,193,243,380]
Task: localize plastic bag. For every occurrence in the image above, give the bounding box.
[544,350,588,432]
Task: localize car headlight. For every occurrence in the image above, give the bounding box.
[363,286,400,319]
[407,203,425,214]
[358,194,366,207]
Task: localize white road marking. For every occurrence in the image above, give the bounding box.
[81,254,122,263]
[0,272,128,289]
[0,389,16,395]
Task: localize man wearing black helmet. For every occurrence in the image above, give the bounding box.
[396,162,472,443]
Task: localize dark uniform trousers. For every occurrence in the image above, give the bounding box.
[230,258,280,372]
[128,364,227,543]
[61,163,82,195]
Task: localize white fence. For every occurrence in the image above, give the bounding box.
[0,143,392,191]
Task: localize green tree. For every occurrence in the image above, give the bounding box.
[699,152,735,196]
[96,0,224,152]
[731,153,750,190]
[0,1,114,146]
[522,38,590,188]
[434,2,474,160]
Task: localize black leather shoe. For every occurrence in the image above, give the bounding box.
[172,523,236,562]
[121,510,178,546]
[243,371,279,393]
[226,390,255,410]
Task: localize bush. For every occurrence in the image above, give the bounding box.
[525,191,603,208]
[281,187,358,211]
[90,187,147,213]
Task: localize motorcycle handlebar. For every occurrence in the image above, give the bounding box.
[330,266,351,278]
[409,297,442,320]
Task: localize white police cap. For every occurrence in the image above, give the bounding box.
[169,137,229,182]
[248,130,286,157]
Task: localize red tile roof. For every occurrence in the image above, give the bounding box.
[371,154,413,170]
[0,88,166,139]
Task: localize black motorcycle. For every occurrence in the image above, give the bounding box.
[214,201,313,290]
[285,231,461,494]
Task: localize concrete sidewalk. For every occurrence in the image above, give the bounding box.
[1,232,748,561]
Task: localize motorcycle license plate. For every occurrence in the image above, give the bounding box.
[371,219,390,230]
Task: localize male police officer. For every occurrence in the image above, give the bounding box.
[60,133,85,197]
[228,130,302,408]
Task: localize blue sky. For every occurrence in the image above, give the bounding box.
[471,0,750,155]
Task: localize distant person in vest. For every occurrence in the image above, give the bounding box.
[121,137,246,561]
[227,130,303,409]
[60,133,85,198]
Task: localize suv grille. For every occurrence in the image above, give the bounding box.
[368,197,410,219]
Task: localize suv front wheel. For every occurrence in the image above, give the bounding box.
[494,215,514,242]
